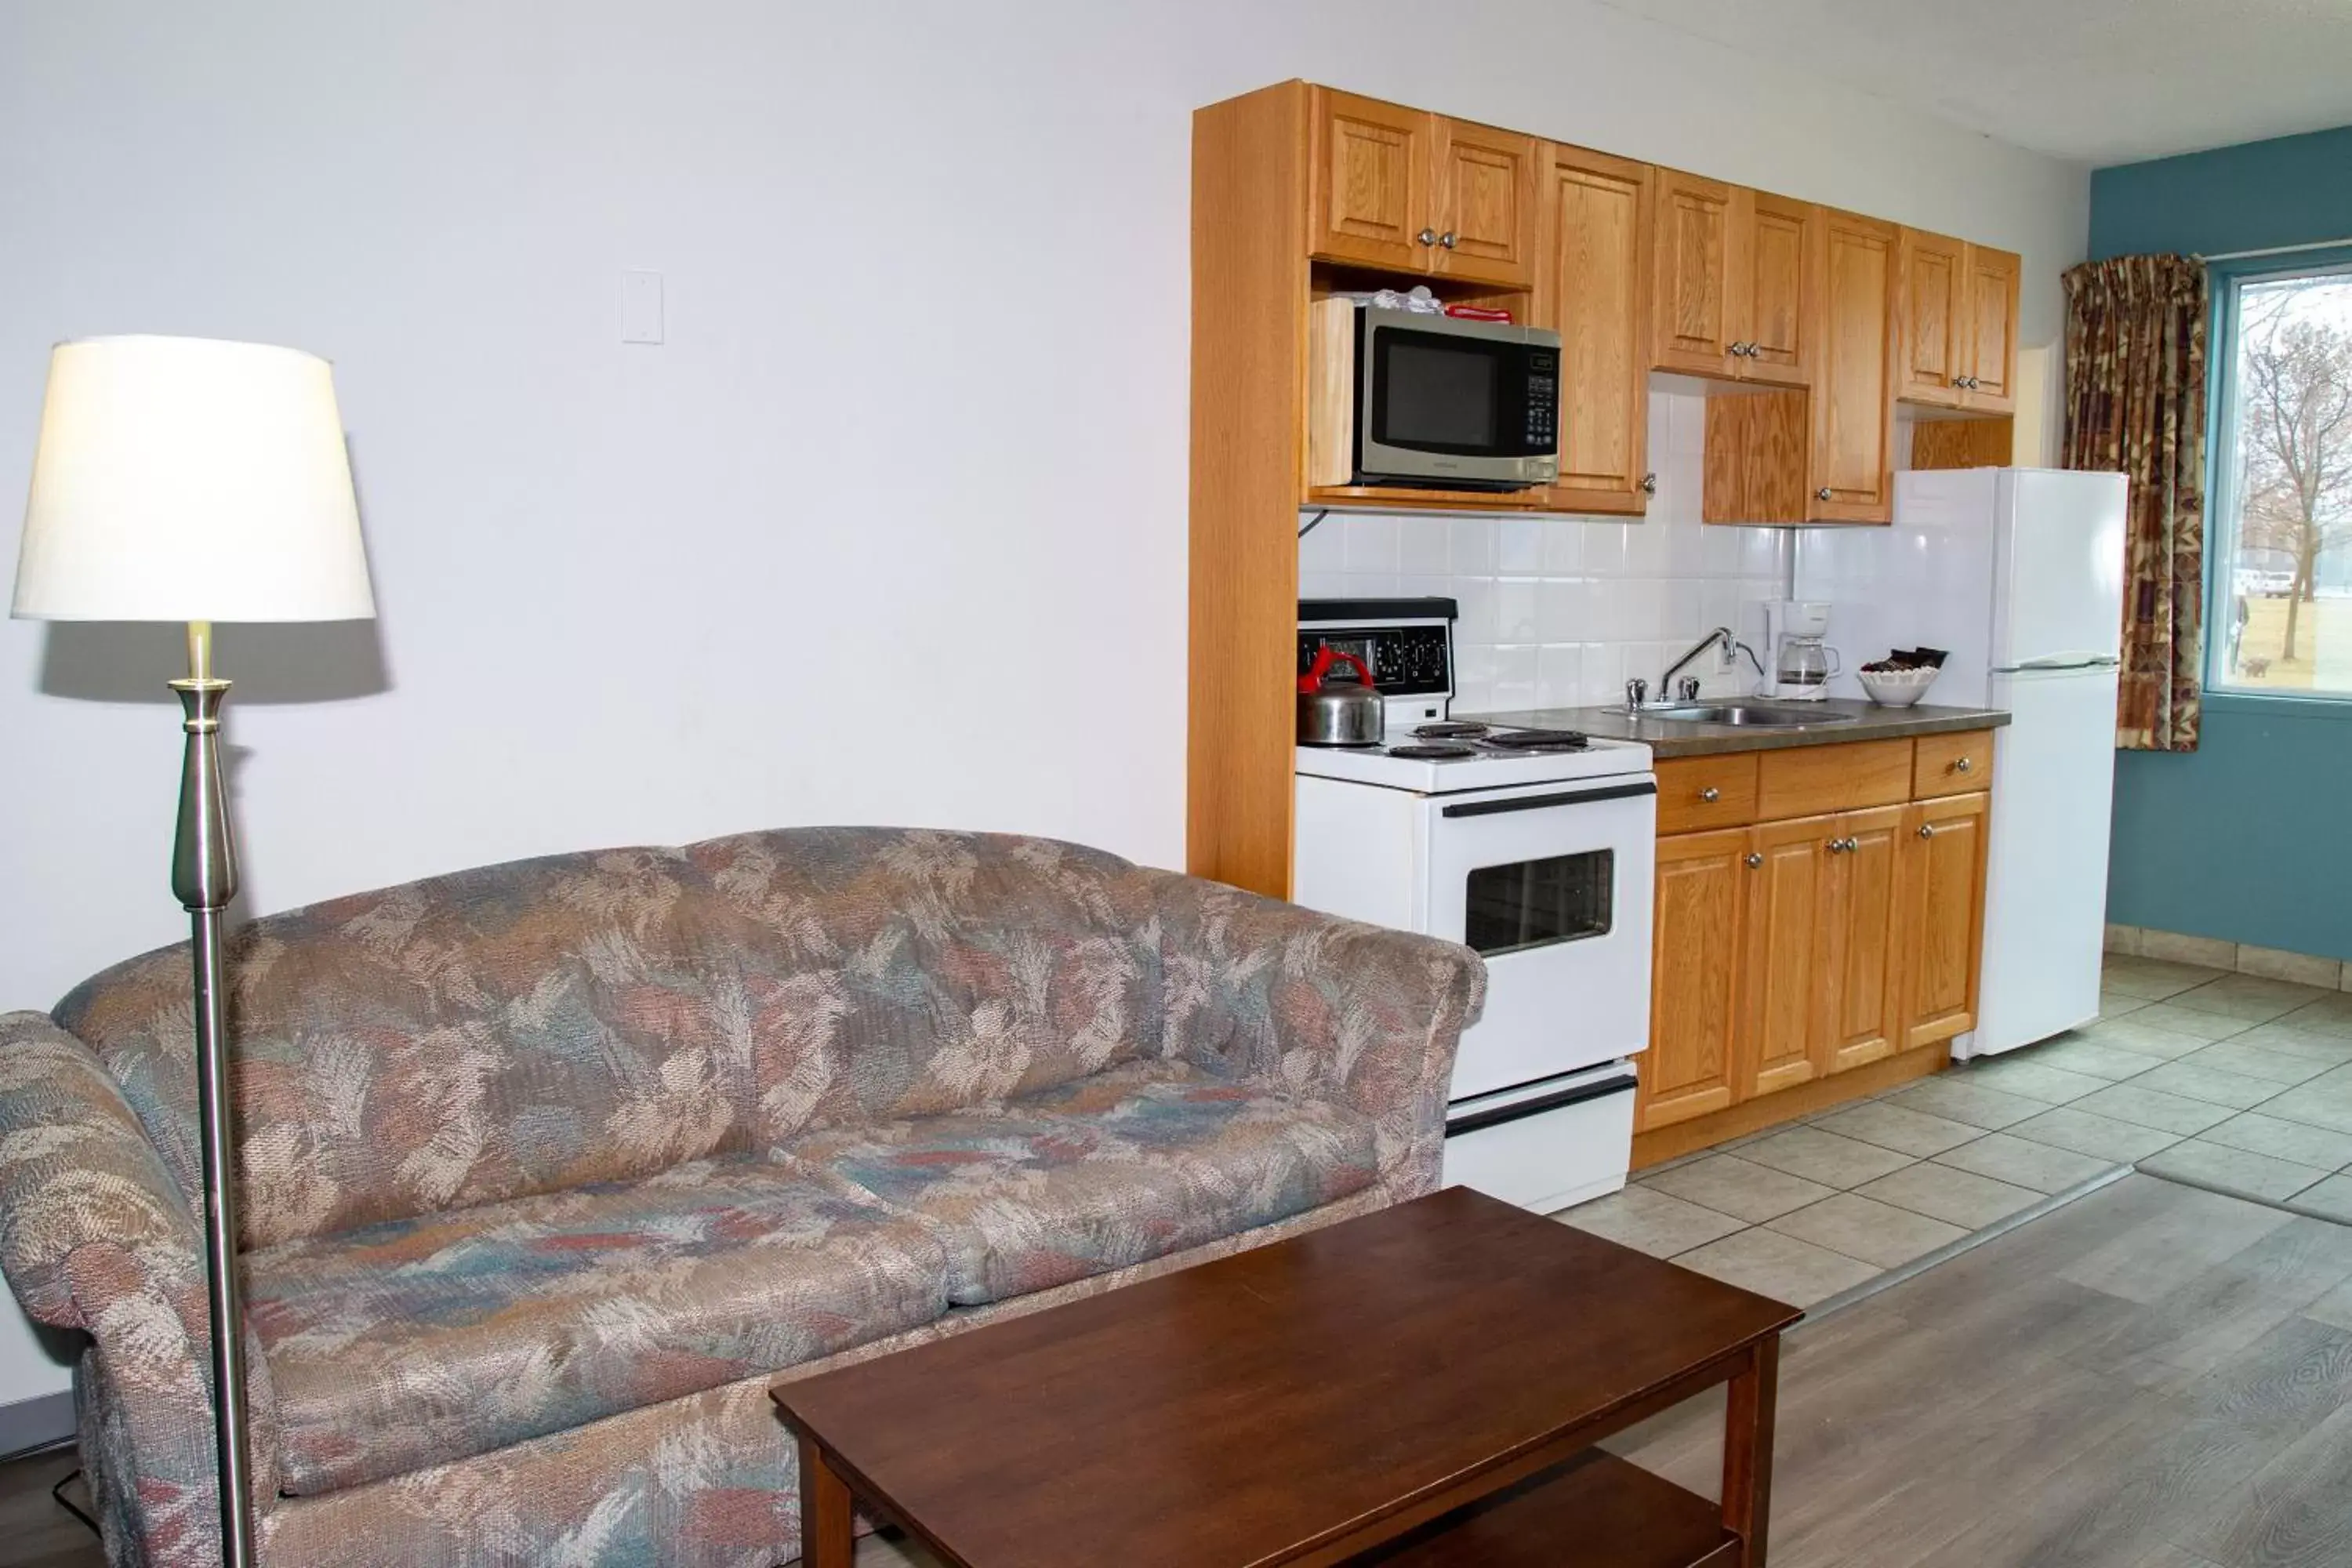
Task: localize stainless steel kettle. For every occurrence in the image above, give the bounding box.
[1297,647,1384,746]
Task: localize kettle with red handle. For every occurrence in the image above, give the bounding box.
[1297,646,1384,746]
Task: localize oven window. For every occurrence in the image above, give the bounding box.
[1463,850,1614,956]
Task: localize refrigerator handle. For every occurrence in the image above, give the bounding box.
[1994,655,2122,673]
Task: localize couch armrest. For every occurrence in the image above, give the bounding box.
[0,1011,281,1534]
[1149,877,1486,1195]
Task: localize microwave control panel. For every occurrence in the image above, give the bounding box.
[1297,625,1451,698]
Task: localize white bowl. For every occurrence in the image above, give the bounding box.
[1858,666,1940,707]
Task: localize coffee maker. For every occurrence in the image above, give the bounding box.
[1756,600,1841,701]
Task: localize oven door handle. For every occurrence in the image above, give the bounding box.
[1440,779,1658,818]
[1446,1069,1639,1137]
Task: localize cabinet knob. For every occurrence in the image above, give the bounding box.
[1417,227,1439,246]
[1640,472,1659,495]
[1746,852,1764,868]
[1918,823,1938,840]
[1817,487,1834,502]
[1439,230,1459,249]
[1954,755,1974,772]
[1728,341,1751,357]
[1700,786,1721,803]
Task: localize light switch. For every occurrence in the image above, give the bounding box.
[620,270,663,344]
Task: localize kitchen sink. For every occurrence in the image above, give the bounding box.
[1635,703,1860,728]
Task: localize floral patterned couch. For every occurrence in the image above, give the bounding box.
[0,827,1484,1567]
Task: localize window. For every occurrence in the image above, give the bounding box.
[2209,257,2352,696]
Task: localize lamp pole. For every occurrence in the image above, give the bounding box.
[170,619,255,1568]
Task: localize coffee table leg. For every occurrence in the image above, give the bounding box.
[1721,1334,1780,1567]
[798,1432,856,1568]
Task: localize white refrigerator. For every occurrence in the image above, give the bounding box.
[1795,467,2130,1058]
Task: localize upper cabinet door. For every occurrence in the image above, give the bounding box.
[1809,210,1896,523]
[1308,89,1432,272]
[1740,192,1817,387]
[1537,144,1653,514]
[1432,118,1539,287]
[1963,245,2021,412]
[1896,228,1966,408]
[1652,169,1737,376]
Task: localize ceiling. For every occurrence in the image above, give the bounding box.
[1599,0,2352,165]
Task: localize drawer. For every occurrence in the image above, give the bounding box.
[1755,738,1914,819]
[1914,728,1995,798]
[1654,753,1760,833]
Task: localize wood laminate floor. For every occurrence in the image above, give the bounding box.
[7,1175,2350,1567]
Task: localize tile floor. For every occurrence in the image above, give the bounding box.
[1555,951,2352,1308]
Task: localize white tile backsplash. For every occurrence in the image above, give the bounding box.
[1298,390,1797,712]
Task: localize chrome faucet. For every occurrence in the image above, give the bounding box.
[1659,626,1736,700]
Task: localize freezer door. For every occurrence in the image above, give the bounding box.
[1992,470,2128,668]
[1968,666,2120,1057]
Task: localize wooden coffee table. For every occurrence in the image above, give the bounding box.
[772,1186,1799,1567]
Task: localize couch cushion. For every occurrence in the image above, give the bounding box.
[786,1061,1379,1306]
[246,1154,949,1497]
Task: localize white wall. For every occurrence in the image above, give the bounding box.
[0,0,2086,1406]
[1303,390,1794,713]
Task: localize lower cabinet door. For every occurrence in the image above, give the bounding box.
[1898,791,1991,1049]
[1635,828,1750,1132]
[1818,804,1906,1073]
[1738,815,1835,1100]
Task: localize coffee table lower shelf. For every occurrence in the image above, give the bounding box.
[1350,1450,1737,1568]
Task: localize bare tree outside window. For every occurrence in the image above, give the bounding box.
[2219,270,2352,692]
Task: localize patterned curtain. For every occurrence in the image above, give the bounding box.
[2061,255,2209,752]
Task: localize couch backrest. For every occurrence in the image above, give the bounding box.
[54,828,1164,1248]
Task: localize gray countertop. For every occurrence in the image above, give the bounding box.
[1460,699,2010,757]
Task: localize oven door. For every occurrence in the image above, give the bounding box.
[1420,775,1657,1099]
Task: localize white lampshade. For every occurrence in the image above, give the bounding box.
[13,335,375,622]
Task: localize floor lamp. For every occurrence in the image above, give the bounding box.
[12,336,376,1566]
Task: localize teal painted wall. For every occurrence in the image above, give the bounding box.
[2092,125,2352,960]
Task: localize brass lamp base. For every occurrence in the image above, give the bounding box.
[171,622,255,1568]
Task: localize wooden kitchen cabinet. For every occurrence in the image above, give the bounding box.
[1896,228,1967,406]
[1533,143,1654,515]
[1432,117,1541,287]
[1307,88,1536,288]
[1650,169,1737,376]
[1651,176,1816,387]
[1743,192,1815,387]
[1819,804,1907,1074]
[1963,245,2021,411]
[1635,738,1994,1141]
[1701,209,1896,526]
[1807,209,1898,523]
[1642,828,1750,1130]
[1738,815,1831,1102]
[1308,88,1431,273]
[1896,229,2020,414]
[1896,790,1991,1050]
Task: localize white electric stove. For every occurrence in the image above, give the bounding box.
[1292,600,1657,1214]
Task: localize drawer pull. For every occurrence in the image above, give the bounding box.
[1700,786,1721,803]
[1953,756,1974,772]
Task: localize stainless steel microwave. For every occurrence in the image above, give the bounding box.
[1324,307,1561,491]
